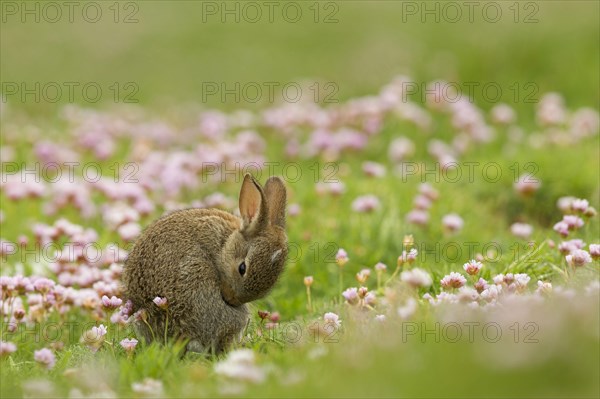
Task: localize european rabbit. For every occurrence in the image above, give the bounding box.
[122,174,287,353]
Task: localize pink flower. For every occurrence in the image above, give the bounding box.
[153,296,168,309]
[514,174,541,196]
[328,182,346,196]
[398,248,418,265]
[364,292,377,306]
[0,341,17,357]
[536,93,566,126]
[510,223,533,239]
[553,221,570,237]
[103,203,140,229]
[362,161,386,178]
[33,278,55,294]
[374,262,387,272]
[572,199,589,213]
[14,276,33,294]
[356,270,369,284]
[388,137,414,162]
[0,276,15,294]
[442,214,464,232]
[562,215,584,230]
[351,195,380,213]
[569,108,600,138]
[566,250,592,267]
[558,239,586,254]
[120,338,138,353]
[303,276,314,287]
[463,259,483,275]
[323,312,341,328]
[490,103,516,125]
[413,195,432,210]
[316,181,345,196]
[101,295,123,310]
[34,348,56,369]
[589,244,600,259]
[440,272,466,289]
[418,183,439,201]
[342,287,359,305]
[110,312,130,325]
[81,324,108,353]
[269,312,280,323]
[335,249,349,266]
[93,324,108,338]
[357,286,368,299]
[118,222,141,242]
[406,209,429,226]
[288,203,301,217]
[474,278,488,293]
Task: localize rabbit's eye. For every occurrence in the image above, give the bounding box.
[238,261,246,276]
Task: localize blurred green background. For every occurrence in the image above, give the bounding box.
[1,0,599,114]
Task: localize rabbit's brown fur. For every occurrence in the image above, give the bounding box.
[122,174,287,353]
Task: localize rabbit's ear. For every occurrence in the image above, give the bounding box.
[239,174,267,233]
[264,176,286,229]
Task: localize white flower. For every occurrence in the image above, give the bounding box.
[492,274,505,285]
[323,312,342,328]
[536,281,552,295]
[400,268,432,288]
[214,349,266,383]
[131,378,164,397]
[510,223,533,239]
[490,103,516,124]
[397,298,417,320]
[480,284,502,302]
[457,287,479,302]
[513,273,531,290]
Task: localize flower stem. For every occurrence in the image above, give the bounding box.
[164,309,169,345]
[306,286,312,313]
[142,317,156,342]
[338,269,344,301]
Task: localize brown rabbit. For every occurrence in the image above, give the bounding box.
[122,174,287,353]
